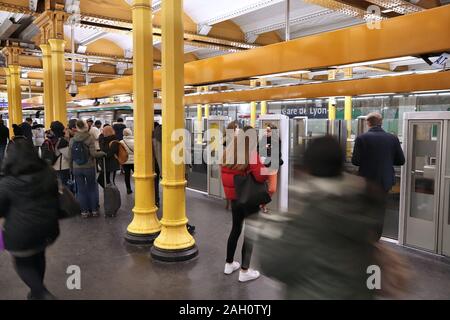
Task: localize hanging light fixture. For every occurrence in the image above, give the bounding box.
[68,21,79,98]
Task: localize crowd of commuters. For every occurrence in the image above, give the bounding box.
[0,111,408,299]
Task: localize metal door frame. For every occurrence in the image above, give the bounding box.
[399,111,450,256]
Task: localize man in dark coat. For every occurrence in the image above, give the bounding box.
[20,117,33,142]
[351,112,405,238]
[0,119,9,165]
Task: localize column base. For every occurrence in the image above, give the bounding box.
[124,231,160,245]
[150,245,199,262]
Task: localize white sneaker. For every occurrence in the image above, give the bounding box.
[239,269,260,282]
[224,262,241,275]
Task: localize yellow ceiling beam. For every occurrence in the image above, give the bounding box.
[22,5,450,104]
[183,71,450,105]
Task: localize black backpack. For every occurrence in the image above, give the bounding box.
[40,139,59,165]
[71,140,90,165]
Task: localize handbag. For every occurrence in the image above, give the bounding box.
[234,171,271,215]
[58,180,81,219]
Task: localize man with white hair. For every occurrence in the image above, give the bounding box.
[352,112,405,239]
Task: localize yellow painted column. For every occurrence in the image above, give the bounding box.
[40,44,54,128]
[4,68,14,137]
[343,68,353,136]
[196,87,203,144]
[9,65,22,126]
[328,70,336,120]
[259,79,267,115]
[152,0,198,261]
[125,0,161,244]
[48,39,67,124]
[203,87,210,118]
[344,67,353,158]
[250,79,257,127]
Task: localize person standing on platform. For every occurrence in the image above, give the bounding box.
[221,128,269,282]
[99,126,120,186]
[87,119,101,151]
[69,120,105,218]
[120,128,134,194]
[0,138,60,300]
[31,122,45,148]
[259,123,283,214]
[152,122,162,207]
[0,119,10,167]
[153,123,195,234]
[112,118,126,141]
[49,121,71,189]
[223,121,240,211]
[94,120,102,131]
[20,118,33,142]
[351,112,405,239]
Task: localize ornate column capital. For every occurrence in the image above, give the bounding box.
[33,9,69,43]
[1,42,23,67]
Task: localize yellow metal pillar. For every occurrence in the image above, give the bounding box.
[40,44,54,128]
[48,39,67,124]
[152,0,198,261]
[344,67,353,158]
[343,68,353,137]
[4,68,14,137]
[203,86,210,118]
[328,70,336,120]
[259,79,267,115]
[9,65,22,126]
[250,80,257,127]
[196,87,203,144]
[125,0,161,244]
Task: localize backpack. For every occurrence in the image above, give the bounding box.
[40,139,59,165]
[72,140,90,165]
[111,141,128,165]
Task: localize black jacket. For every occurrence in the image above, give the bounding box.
[352,126,405,192]
[112,123,126,141]
[100,135,120,172]
[0,166,60,252]
[0,124,9,145]
[256,174,381,299]
[20,122,33,142]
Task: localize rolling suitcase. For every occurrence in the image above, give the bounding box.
[102,158,121,217]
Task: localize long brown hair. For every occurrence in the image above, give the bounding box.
[222,128,258,171]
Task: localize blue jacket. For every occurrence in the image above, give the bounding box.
[352,126,405,192]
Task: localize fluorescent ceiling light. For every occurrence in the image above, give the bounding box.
[382,9,394,13]
[334,56,416,69]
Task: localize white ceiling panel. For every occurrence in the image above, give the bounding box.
[184,0,275,24]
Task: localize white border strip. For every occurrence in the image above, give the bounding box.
[381,237,399,244]
[186,187,209,195]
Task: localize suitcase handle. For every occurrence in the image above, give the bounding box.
[103,156,107,187]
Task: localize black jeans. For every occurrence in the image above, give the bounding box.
[226,201,254,270]
[13,251,48,298]
[123,164,134,191]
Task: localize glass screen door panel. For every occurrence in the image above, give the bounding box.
[442,121,450,256]
[406,122,441,252]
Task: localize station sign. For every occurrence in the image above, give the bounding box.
[281,104,328,119]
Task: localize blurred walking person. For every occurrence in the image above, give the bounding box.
[120,128,134,194]
[69,120,105,218]
[0,119,10,167]
[256,136,382,299]
[352,112,405,239]
[0,138,60,299]
[221,128,269,282]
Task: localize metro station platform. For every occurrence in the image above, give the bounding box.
[1,176,449,300]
